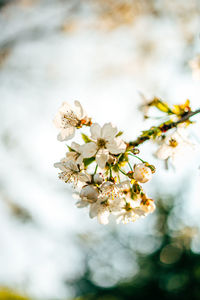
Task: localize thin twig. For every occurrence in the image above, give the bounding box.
[128,108,200,147]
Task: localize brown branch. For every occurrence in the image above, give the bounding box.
[128,108,200,147]
[175,109,200,124]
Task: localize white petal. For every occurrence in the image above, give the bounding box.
[97,209,110,225]
[117,180,130,190]
[132,207,146,217]
[53,112,62,128]
[101,123,118,140]
[93,173,104,184]
[116,214,123,224]
[71,142,81,152]
[133,163,152,183]
[74,101,84,118]
[66,152,78,162]
[76,154,84,165]
[106,138,126,154]
[65,160,79,172]
[100,181,113,191]
[156,144,172,160]
[60,102,72,114]
[81,142,97,158]
[76,200,89,208]
[57,127,75,141]
[129,198,141,208]
[89,204,98,218]
[96,149,109,169]
[54,161,66,171]
[141,200,155,214]
[78,172,91,182]
[80,185,99,201]
[90,123,101,140]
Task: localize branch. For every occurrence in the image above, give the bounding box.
[128,108,200,147]
[176,108,200,124]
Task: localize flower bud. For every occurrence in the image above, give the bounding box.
[132,148,140,154]
[133,163,152,183]
[107,155,117,165]
[93,173,104,184]
[145,163,156,173]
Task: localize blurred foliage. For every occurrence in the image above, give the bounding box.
[0,188,33,223]
[90,0,200,35]
[0,0,200,299]
[0,0,10,10]
[0,288,30,300]
[70,194,200,300]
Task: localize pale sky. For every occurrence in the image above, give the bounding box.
[0,1,200,299]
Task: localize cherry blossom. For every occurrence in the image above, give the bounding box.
[54,160,91,186]
[155,128,194,165]
[81,122,126,168]
[133,163,152,183]
[54,101,88,141]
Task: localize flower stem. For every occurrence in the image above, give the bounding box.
[109,166,113,179]
[118,167,127,176]
[128,161,133,171]
[128,153,146,163]
[94,164,98,175]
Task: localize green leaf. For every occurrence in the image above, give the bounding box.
[67,145,74,151]
[116,131,123,137]
[81,133,92,143]
[83,157,95,167]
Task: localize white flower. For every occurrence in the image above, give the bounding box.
[89,199,111,224]
[116,209,140,224]
[189,55,200,80]
[116,197,155,224]
[140,199,155,214]
[66,142,84,165]
[115,195,141,224]
[81,122,126,168]
[100,182,124,206]
[54,160,91,185]
[89,181,125,225]
[133,163,152,183]
[54,101,87,141]
[155,128,194,165]
[77,185,99,208]
[116,180,131,191]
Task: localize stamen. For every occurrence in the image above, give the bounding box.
[97,138,107,148]
[169,138,178,147]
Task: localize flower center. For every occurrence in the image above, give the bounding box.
[169,138,178,147]
[63,112,79,127]
[97,138,107,148]
[125,202,132,211]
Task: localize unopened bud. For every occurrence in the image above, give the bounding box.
[127,171,134,179]
[132,148,140,154]
[93,173,104,184]
[145,163,156,173]
[107,155,117,165]
[133,163,152,183]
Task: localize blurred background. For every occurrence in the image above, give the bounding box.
[0,0,200,299]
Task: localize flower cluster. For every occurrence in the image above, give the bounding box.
[54,101,156,224]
